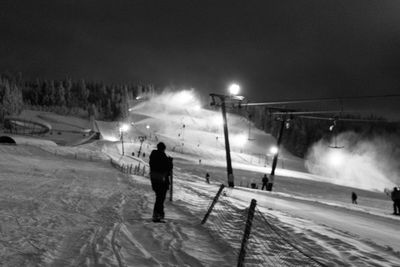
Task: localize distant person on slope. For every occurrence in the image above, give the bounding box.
[149,142,173,223]
[351,191,358,204]
[261,174,269,190]
[391,187,400,215]
[205,172,210,184]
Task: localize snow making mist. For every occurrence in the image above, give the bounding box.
[126,89,276,156]
[126,89,227,152]
[305,132,400,191]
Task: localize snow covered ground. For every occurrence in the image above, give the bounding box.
[1,141,400,266]
[1,90,400,266]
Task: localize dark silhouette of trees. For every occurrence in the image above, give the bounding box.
[241,105,397,158]
[0,75,23,120]
[0,72,146,123]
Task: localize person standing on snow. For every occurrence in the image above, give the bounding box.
[391,187,400,215]
[351,191,358,204]
[149,142,173,223]
[261,174,269,190]
[205,172,210,184]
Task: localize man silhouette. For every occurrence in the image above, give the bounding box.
[149,142,173,222]
[261,174,269,190]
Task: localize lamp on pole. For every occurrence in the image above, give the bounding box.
[137,136,147,157]
[146,124,151,139]
[119,123,129,156]
[210,83,244,188]
[268,116,289,191]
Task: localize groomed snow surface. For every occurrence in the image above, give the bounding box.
[1,139,400,267]
[1,93,400,266]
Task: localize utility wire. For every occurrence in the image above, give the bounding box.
[241,93,400,106]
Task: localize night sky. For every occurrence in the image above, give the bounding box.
[1,1,399,119]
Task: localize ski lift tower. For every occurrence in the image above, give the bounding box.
[210,83,245,188]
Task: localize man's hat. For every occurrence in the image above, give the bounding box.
[157,142,166,150]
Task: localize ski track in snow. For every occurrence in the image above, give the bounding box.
[1,144,400,266]
[0,145,234,266]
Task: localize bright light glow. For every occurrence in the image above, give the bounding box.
[192,104,201,111]
[327,149,344,167]
[174,90,195,105]
[228,83,240,95]
[232,134,247,147]
[120,124,130,132]
[146,125,150,129]
[136,96,142,100]
[102,135,119,142]
[270,146,279,155]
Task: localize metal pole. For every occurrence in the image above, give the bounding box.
[221,99,234,187]
[237,199,257,267]
[270,119,285,176]
[169,157,173,201]
[201,184,225,224]
[121,131,125,155]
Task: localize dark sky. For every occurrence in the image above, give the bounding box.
[1,1,399,119]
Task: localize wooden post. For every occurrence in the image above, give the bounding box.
[201,184,225,224]
[237,199,257,267]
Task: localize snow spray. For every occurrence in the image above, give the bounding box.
[305,131,400,191]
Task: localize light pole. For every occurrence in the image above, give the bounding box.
[137,136,146,157]
[210,83,244,188]
[268,117,288,191]
[119,124,129,156]
[146,124,151,139]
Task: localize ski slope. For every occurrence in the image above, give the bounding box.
[1,142,400,266]
[1,90,399,266]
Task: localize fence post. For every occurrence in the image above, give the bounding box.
[237,199,257,267]
[201,184,225,224]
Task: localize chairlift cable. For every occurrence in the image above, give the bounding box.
[241,93,400,106]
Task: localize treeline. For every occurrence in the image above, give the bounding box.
[0,72,154,122]
[244,106,399,158]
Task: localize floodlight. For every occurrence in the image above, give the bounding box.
[228,83,240,95]
[327,149,344,167]
[120,124,129,132]
[270,146,279,155]
[233,134,247,147]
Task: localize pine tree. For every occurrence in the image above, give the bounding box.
[63,78,72,107]
[55,81,66,106]
[2,80,23,117]
[78,79,89,108]
[120,86,130,119]
[41,80,51,106]
[49,80,56,106]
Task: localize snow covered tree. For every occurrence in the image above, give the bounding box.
[54,81,66,106]
[63,78,72,107]
[1,79,23,118]
[77,79,89,108]
[49,80,56,106]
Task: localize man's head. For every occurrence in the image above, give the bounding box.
[157,142,166,152]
